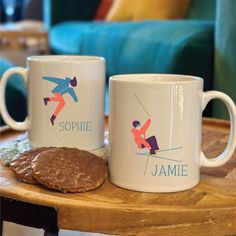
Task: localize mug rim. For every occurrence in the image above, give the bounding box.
[27,55,105,63]
[110,74,203,84]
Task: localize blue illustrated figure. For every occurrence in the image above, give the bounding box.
[43,76,78,125]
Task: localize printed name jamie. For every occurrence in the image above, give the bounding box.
[151,164,188,176]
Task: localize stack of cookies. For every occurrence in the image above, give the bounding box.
[10,147,107,193]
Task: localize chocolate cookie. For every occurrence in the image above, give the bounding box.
[10,147,51,184]
[31,147,107,193]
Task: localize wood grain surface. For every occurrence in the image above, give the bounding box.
[0,118,236,236]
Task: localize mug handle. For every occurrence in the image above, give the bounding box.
[201,91,236,167]
[0,67,28,131]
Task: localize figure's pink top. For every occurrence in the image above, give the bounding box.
[131,118,151,149]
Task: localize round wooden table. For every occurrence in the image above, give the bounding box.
[0,118,236,236]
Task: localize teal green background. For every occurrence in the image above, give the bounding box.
[1,0,236,119]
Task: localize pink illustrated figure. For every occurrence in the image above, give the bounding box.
[43,76,78,125]
[131,118,159,155]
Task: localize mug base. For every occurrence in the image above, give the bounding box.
[109,178,199,193]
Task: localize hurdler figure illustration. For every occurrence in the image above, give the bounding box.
[43,76,78,125]
[131,118,159,155]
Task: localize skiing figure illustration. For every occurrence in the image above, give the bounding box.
[131,118,159,155]
[43,76,78,125]
[131,93,183,175]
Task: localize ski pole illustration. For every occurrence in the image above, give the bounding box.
[133,93,151,117]
[132,93,159,174]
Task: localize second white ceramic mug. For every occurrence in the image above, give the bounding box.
[108,74,236,192]
[0,55,105,150]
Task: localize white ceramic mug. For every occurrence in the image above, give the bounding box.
[108,74,236,192]
[0,55,105,150]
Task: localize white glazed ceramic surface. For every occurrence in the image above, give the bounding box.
[108,74,236,192]
[0,56,105,150]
